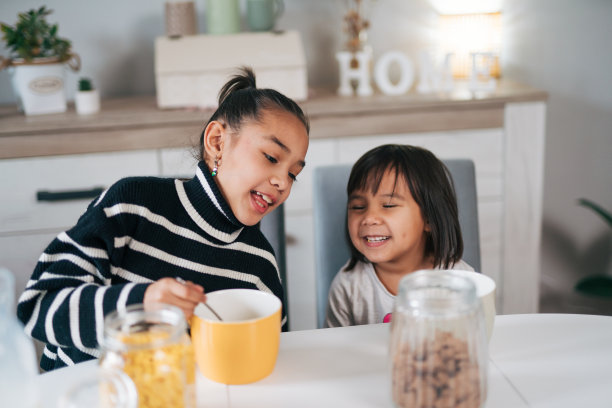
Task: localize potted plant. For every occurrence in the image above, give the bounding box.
[574,198,612,298]
[75,77,100,115]
[0,6,80,115]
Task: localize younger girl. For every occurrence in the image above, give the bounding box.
[17,67,310,370]
[325,144,473,327]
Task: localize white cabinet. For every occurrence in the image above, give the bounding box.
[159,147,199,178]
[0,232,59,313]
[0,150,160,305]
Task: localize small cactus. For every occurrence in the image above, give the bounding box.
[78,77,93,91]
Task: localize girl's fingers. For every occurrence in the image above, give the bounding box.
[144,278,207,318]
[144,290,199,319]
[172,279,207,303]
[163,294,201,318]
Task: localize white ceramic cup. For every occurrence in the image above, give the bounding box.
[448,269,497,340]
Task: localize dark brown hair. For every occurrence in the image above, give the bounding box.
[344,144,463,271]
[197,66,310,160]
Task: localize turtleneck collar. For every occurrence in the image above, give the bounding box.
[176,161,244,243]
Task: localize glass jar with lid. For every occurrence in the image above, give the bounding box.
[101,303,196,408]
[390,270,488,408]
[0,268,39,408]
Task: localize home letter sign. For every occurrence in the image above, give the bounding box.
[337,49,496,96]
[336,51,373,96]
[373,51,415,95]
[417,51,454,94]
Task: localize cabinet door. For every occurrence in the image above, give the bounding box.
[0,150,159,234]
[159,147,198,178]
[0,231,60,312]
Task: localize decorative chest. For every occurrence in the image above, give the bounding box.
[154,30,307,109]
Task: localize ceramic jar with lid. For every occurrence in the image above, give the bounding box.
[390,270,488,408]
[101,303,196,408]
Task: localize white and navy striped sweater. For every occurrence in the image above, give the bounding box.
[17,161,286,371]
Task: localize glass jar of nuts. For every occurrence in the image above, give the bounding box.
[390,270,488,408]
[100,303,196,408]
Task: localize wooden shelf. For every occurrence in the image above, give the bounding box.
[0,81,547,159]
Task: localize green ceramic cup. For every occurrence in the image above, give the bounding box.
[206,0,240,35]
[246,0,284,32]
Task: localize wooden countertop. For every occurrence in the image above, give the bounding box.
[0,81,547,159]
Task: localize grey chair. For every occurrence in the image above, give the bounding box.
[312,159,481,328]
[259,203,289,325]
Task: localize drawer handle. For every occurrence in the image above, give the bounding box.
[36,187,105,202]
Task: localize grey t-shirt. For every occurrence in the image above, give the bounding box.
[324,260,474,328]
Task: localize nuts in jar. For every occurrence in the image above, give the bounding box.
[392,330,482,408]
[390,271,489,408]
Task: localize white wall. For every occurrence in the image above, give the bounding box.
[0,0,437,99]
[1,0,610,313]
[502,0,612,313]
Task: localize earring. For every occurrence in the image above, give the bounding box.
[211,160,218,177]
[211,158,219,177]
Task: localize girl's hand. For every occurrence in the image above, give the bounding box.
[144,277,207,319]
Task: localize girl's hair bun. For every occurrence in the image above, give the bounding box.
[218,66,257,105]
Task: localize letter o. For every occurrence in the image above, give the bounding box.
[374,51,415,95]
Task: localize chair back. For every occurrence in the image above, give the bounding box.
[259,203,289,325]
[312,159,481,328]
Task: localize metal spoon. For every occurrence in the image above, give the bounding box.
[175,277,223,321]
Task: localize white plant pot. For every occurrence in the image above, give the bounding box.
[11,63,67,115]
[75,90,100,115]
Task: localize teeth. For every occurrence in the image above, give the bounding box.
[366,236,389,243]
[256,191,273,204]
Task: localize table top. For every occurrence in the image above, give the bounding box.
[37,313,612,407]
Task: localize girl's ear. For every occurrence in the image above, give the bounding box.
[203,120,226,160]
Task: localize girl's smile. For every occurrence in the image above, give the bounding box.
[347,169,431,275]
[251,190,276,214]
[363,235,390,246]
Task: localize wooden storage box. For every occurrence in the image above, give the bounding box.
[154,30,307,109]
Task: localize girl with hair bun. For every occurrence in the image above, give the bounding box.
[17,67,310,371]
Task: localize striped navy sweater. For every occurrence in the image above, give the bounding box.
[17,161,285,371]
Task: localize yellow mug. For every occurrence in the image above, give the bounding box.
[190,289,282,384]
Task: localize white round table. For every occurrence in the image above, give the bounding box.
[37,314,612,407]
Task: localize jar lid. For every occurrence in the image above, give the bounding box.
[396,269,479,317]
[102,303,187,352]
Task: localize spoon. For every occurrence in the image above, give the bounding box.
[175,277,223,321]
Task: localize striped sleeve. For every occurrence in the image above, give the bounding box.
[16,188,149,356]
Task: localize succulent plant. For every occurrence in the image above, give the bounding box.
[1,6,72,62]
[574,198,612,298]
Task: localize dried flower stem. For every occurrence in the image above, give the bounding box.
[343,0,371,54]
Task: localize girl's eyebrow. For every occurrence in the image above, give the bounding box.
[265,135,306,168]
[381,193,405,199]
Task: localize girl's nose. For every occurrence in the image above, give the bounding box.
[269,173,288,192]
[361,209,382,225]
